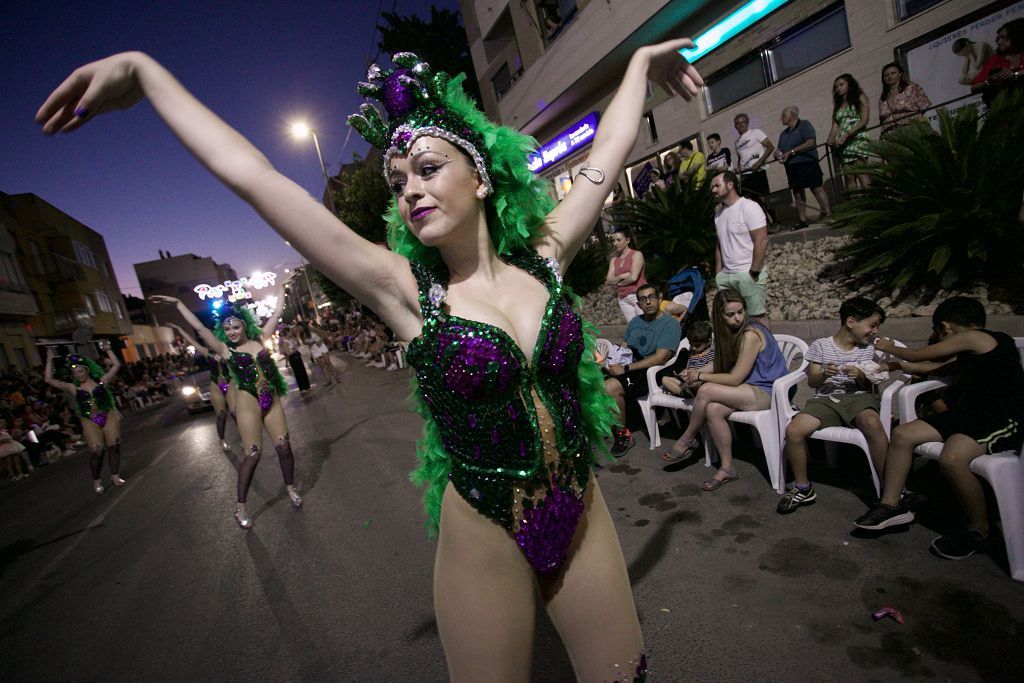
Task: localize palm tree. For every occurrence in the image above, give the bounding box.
[832,90,1024,299]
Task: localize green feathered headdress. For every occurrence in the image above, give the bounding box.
[347,53,554,267]
[210,301,262,346]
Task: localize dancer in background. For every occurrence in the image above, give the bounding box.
[168,323,236,451]
[38,39,703,678]
[44,342,125,494]
[150,291,300,529]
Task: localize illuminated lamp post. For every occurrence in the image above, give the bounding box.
[290,121,337,214]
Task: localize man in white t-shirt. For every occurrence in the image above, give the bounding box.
[710,170,769,322]
[733,112,775,222]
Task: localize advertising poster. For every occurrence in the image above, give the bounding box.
[902,1,1024,121]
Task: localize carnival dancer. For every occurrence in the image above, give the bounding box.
[44,342,125,494]
[168,323,236,451]
[38,40,703,679]
[150,292,299,529]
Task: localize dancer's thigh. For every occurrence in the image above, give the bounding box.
[80,419,104,448]
[209,386,226,414]
[234,394,264,448]
[261,399,288,442]
[101,412,121,445]
[541,477,643,681]
[435,482,537,682]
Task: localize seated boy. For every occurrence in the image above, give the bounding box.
[658,320,714,399]
[777,297,889,514]
[855,297,1024,560]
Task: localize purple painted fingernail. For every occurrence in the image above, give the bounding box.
[74,106,89,118]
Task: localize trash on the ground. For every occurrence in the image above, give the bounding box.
[363,520,371,528]
[872,606,904,624]
[660,608,671,613]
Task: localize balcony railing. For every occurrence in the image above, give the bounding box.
[52,254,85,282]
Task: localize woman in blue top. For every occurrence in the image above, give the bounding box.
[661,289,789,489]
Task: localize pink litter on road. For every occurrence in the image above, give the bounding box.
[872,606,904,624]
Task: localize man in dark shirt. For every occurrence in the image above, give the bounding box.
[776,106,831,229]
[705,133,731,172]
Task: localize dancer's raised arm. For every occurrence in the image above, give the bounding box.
[43,348,76,394]
[535,39,703,268]
[167,323,208,357]
[260,281,290,339]
[98,342,121,384]
[149,295,229,356]
[37,53,419,330]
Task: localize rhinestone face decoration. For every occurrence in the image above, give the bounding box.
[346,52,493,198]
[406,253,594,572]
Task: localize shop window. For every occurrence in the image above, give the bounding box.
[768,6,850,81]
[705,55,768,114]
[895,0,945,22]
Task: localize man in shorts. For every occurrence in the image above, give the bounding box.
[777,297,888,514]
[711,170,769,324]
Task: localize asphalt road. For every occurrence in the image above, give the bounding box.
[1,356,1022,681]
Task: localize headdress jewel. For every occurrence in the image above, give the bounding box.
[347,53,493,197]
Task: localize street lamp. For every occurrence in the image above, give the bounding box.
[290,121,337,214]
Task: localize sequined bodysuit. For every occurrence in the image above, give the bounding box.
[227,348,287,413]
[209,357,231,395]
[407,252,612,574]
[75,383,116,427]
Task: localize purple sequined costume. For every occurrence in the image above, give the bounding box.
[406,252,595,574]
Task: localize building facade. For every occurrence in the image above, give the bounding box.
[460,0,1004,208]
[0,191,132,366]
[134,251,239,332]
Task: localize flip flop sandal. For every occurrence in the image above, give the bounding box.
[702,468,738,492]
[660,439,701,464]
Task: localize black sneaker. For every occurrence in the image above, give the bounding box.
[777,485,817,514]
[610,429,634,457]
[931,529,987,560]
[900,489,928,510]
[854,503,915,530]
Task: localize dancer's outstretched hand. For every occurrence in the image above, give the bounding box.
[36,52,146,134]
[641,38,704,101]
[148,295,180,305]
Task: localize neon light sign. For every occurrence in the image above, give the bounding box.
[194,271,277,302]
[680,0,791,63]
[527,112,599,174]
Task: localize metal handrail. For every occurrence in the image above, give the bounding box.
[737,91,982,201]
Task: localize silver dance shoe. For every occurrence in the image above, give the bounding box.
[94,482,105,495]
[288,490,303,509]
[234,508,253,529]
[111,475,126,487]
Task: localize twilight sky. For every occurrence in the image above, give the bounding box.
[3,0,459,297]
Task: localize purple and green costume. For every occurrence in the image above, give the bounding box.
[227,349,288,413]
[407,252,616,575]
[75,383,116,427]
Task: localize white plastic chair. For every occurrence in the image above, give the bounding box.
[775,341,907,496]
[893,337,1024,582]
[703,334,809,493]
[638,339,691,449]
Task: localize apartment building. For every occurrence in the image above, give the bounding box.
[460,0,1010,204]
[0,191,132,366]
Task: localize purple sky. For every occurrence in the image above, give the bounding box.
[3,0,459,297]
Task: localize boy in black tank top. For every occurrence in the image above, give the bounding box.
[854,297,1024,560]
